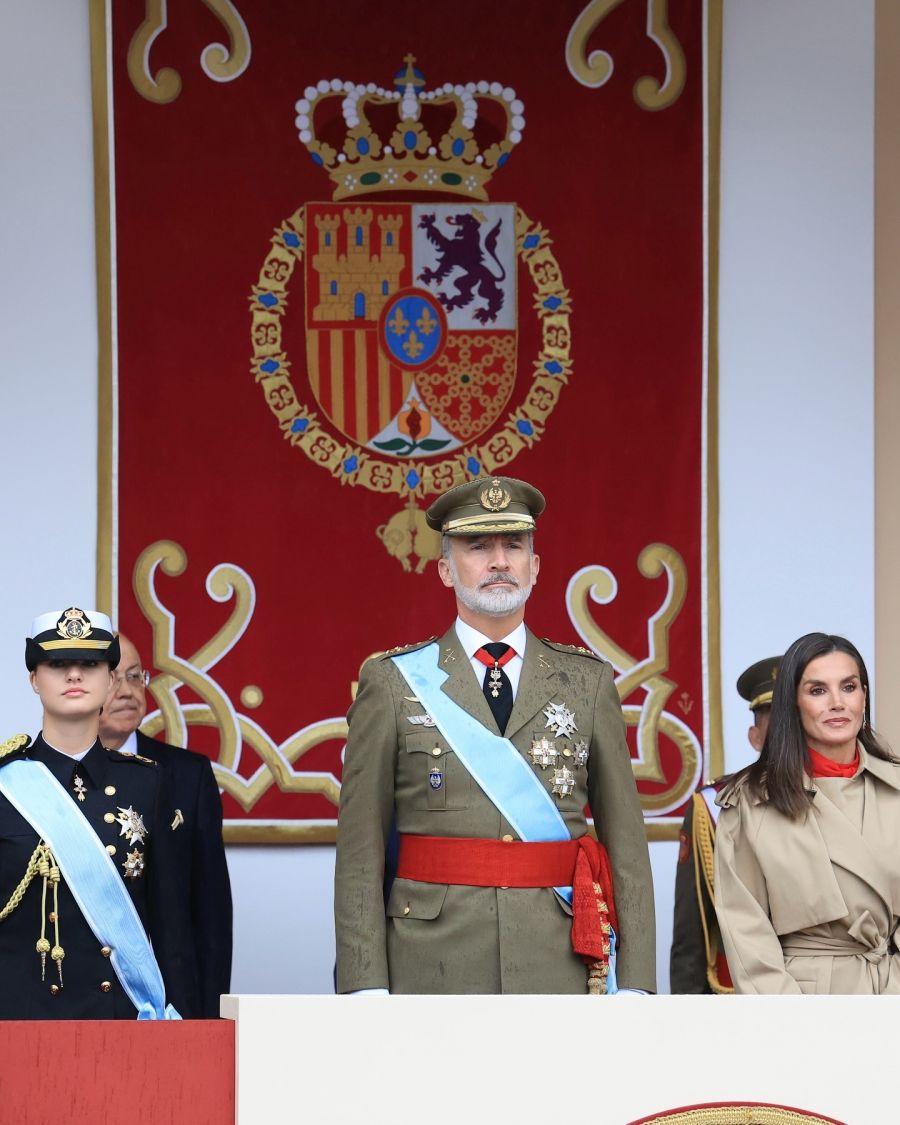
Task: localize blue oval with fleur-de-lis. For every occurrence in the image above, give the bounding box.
[379,288,446,369]
[429,766,443,790]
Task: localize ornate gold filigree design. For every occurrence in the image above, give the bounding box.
[566,0,686,111]
[566,544,700,815]
[249,205,571,498]
[127,0,251,105]
[132,541,344,839]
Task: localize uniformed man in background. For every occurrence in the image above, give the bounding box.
[669,655,781,993]
[100,633,232,1018]
[335,476,656,995]
[0,608,196,1018]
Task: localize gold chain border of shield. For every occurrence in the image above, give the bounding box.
[249,205,571,497]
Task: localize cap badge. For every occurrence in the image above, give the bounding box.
[56,607,93,641]
[480,481,511,512]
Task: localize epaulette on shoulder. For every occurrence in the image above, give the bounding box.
[700,773,734,794]
[716,768,762,809]
[0,734,30,764]
[540,639,603,661]
[379,637,438,659]
[105,748,158,767]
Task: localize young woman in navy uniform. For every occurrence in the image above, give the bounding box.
[0,608,198,1018]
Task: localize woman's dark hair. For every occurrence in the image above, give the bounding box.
[747,632,895,818]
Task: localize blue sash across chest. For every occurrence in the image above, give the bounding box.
[0,759,180,1019]
[393,644,573,896]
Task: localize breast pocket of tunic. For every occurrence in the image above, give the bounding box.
[403,733,471,811]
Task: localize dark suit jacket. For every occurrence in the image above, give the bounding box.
[135,730,232,1017]
[0,734,198,1019]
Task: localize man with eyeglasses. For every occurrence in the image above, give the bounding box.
[100,634,233,1017]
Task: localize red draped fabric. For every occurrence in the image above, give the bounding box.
[94,0,720,840]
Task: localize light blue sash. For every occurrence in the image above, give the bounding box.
[394,643,570,871]
[0,760,180,1020]
[392,644,618,991]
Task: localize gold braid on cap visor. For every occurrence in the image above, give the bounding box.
[442,512,536,533]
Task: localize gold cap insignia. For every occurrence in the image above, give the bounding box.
[480,481,511,512]
[56,607,92,642]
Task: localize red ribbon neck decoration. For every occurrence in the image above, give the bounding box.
[473,645,516,669]
[807,745,860,778]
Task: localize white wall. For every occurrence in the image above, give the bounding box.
[0,0,875,995]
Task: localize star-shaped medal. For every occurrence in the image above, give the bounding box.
[543,702,578,739]
[529,737,559,770]
[122,849,145,879]
[551,766,576,798]
[115,805,148,846]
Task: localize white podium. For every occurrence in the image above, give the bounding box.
[221,994,893,1124]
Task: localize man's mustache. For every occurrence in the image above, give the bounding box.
[479,573,520,589]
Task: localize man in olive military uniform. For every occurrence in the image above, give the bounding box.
[334,477,656,994]
[100,633,233,1018]
[0,609,197,1019]
[669,655,780,993]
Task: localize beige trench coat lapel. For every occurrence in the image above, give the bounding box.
[809,780,894,918]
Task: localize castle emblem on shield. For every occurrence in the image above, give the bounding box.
[250,56,572,571]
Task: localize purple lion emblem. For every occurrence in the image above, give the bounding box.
[417,212,506,324]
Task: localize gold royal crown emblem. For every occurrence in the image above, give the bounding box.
[56,607,93,641]
[294,54,526,201]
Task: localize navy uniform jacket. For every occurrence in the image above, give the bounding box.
[0,734,199,1019]
[134,730,232,1017]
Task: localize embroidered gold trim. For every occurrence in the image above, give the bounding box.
[38,639,110,652]
[691,792,734,994]
[0,735,28,762]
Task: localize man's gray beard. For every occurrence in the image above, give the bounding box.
[449,563,534,618]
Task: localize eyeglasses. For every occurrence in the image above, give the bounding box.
[113,669,151,687]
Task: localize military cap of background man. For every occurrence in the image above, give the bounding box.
[425,476,546,536]
[25,607,121,671]
[736,655,782,711]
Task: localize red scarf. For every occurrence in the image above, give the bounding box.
[808,744,860,778]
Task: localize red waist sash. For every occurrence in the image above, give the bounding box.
[396,833,618,964]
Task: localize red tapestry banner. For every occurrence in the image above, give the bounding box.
[92,0,722,841]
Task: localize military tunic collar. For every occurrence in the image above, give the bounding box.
[28,734,110,794]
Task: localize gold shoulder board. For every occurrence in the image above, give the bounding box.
[540,639,602,660]
[382,637,438,658]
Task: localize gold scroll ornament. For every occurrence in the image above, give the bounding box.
[126,0,252,105]
[566,0,686,111]
[133,540,344,842]
[567,544,701,823]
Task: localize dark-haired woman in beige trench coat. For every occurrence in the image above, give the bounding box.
[715,632,900,994]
